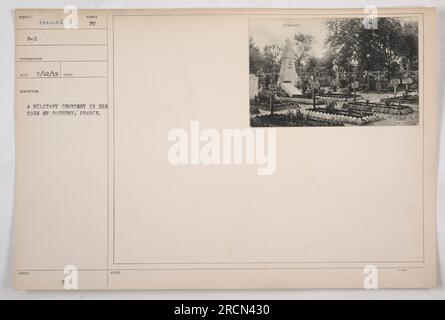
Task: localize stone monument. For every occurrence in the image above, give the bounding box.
[277,39,302,96]
[249,74,259,99]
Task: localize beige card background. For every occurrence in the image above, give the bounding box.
[14,8,437,289]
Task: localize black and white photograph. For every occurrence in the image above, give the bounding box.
[249,17,420,127]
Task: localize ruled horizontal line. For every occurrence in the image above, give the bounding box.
[16,44,106,47]
[16,28,107,30]
[15,266,427,272]
[16,76,107,79]
[17,60,107,63]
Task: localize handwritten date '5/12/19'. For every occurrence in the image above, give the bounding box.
[36,69,59,78]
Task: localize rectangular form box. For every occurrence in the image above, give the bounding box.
[16,45,107,62]
[16,29,107,46]
[15,9,107,29]
[16,61,60,78]
[16,61,107,78]
[61,61,107,78]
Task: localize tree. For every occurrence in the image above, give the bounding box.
[305,56,320,74]
[293,33,314,66]
[249,37,262,74]
[325,18,415,79]
[398,21,418,71]
[325,18,362,70]
[262,44,281,74]
[319,48,338,72]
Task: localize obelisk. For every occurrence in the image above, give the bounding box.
[278,39,299,86]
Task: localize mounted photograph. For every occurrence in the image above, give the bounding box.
[249,17,420,127]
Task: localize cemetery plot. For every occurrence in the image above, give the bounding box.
[249,17,419,127]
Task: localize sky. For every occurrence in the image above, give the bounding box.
[249,18,330,58]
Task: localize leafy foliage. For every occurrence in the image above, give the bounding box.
[249,17,419,81]
[325,18,418,75]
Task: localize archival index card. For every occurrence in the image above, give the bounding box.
[14,8,438,289]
